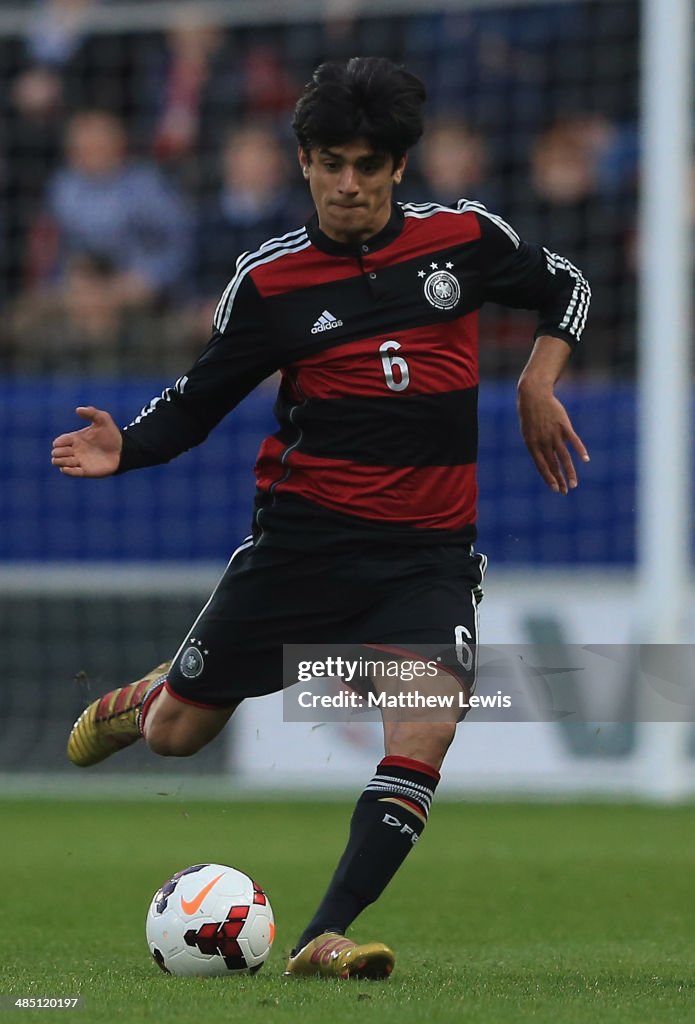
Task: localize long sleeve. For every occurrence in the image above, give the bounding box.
[459,200,591,348]
[117,271,280,472]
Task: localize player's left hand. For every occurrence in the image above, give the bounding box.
[517,384,590,494]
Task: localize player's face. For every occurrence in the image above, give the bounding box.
[299,140,406,244]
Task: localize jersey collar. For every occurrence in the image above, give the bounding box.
[306,203,405,257]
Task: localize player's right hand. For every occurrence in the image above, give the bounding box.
[51,406,123,478]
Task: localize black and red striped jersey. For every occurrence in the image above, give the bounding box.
[118,200,590,549]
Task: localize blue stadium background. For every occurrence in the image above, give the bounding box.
[2,378,636,565]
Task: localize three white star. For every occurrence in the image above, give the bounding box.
[419,262,455,277]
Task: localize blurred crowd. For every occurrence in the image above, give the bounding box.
[0,0,646,377]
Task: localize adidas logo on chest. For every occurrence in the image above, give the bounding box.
[311,310,344,334]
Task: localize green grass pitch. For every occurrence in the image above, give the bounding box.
[0,798,693,1023]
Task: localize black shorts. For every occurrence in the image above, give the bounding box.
[165,536,487,708]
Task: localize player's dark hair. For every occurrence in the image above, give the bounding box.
[292,57,426,165]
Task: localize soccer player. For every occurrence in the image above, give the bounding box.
[52,57,590,980]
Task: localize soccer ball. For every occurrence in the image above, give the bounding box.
[146,863,275,976]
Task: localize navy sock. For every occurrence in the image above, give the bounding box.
[294,755,440,953]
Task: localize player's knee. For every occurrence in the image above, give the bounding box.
[144,721,204,758]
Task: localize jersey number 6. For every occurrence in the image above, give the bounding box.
[379,340,410,392]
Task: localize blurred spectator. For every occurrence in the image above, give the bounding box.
[0,0,140,302]
[405,6,590,147]
[242,43,299,119]
[26,0,95,68]
[193,123,309,315]
[409,117,495,207]
[137,6,244,192]
[20,0,137,117]
[282,3,408,90]
[41,110,191,309]
[486,115,635,374]
[11,64,64,121]
[0,67,65,307]
[138,6,299,194]
[150,9,229,164]
[530,115,614,204]
[0,1,640,382]
[7,253,197,374]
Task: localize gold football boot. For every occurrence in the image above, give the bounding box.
[67,662,170,767]
[284,932,395,980]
